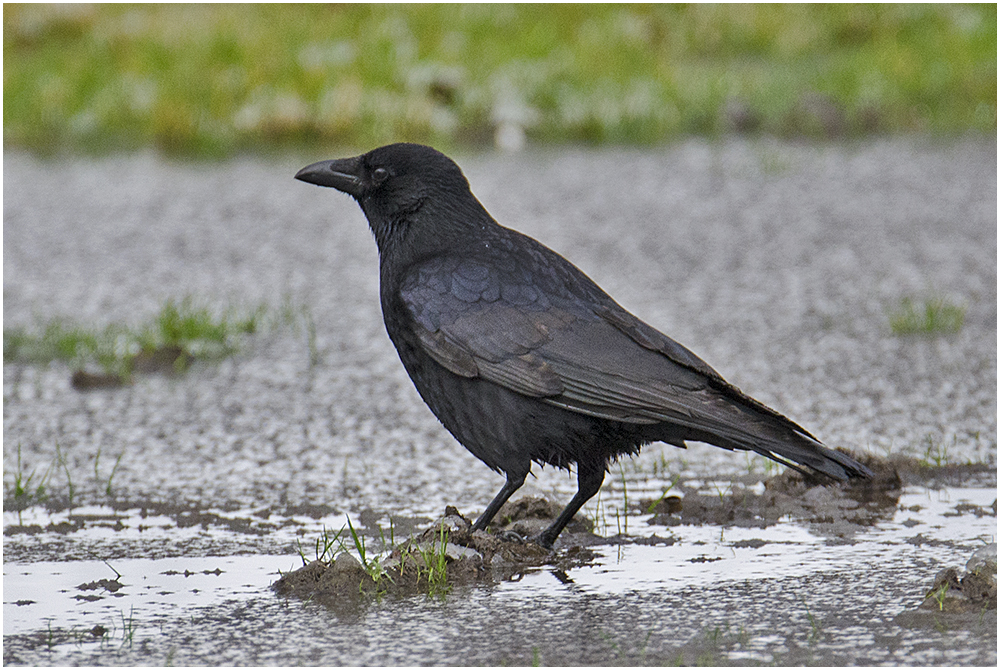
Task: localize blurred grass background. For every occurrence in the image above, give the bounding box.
[4,3,996,158]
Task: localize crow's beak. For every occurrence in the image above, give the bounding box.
[295,156,364,197]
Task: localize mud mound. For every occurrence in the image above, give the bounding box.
[273,505,598,604]
[648,452,903,530]
[917,544,997,614]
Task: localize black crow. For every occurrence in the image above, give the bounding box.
[296,143,872,549]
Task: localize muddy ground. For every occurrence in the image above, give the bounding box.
[4,139,997,665]
[4,462,994,665]
[272,456,996,609]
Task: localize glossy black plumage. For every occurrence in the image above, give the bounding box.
[296,143,872,548]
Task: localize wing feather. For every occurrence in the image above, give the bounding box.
[394,243,868,481]
[411,325,478,378]
[400,256,805,448]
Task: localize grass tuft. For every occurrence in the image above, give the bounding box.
[291,519,457,598]
[10,444,53,521]
[5,444,131,515]
[346,516,388,588]
[415,522,451,596]
[4,297,282,382]
[888,296,966,335]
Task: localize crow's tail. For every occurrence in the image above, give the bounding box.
[661,387,874,481]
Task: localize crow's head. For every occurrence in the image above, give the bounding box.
[296,143,489,258]
[296,143,471,213]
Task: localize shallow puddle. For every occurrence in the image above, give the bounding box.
[3,555,296,640]
[3,502,356,563]
[531,487,996,593]
[4,485,994,665]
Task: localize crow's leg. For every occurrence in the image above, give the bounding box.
[471,470,527,532]
[534,461,606,549]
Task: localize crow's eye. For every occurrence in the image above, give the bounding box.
[372,167,389,183]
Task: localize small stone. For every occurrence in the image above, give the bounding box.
[966,543,997,574]
[332,552,363,574]
[71,370,127,390]
[723,97,761,133]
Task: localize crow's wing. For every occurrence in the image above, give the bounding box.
[400,255,761,431]
[399,254,870,480]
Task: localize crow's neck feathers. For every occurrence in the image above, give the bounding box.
[365,175,499,285]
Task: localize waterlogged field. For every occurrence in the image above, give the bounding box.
[3,483,996,665]
[4,141,996,664]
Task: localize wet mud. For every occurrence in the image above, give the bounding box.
[273,455,997,615]
[70,345,194,390]
[915,543,997,614]
[4,142,996,665]
[4,460,996,665]
[647,455,993,531]
[649,452,903,531]
[273,502,598,604]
